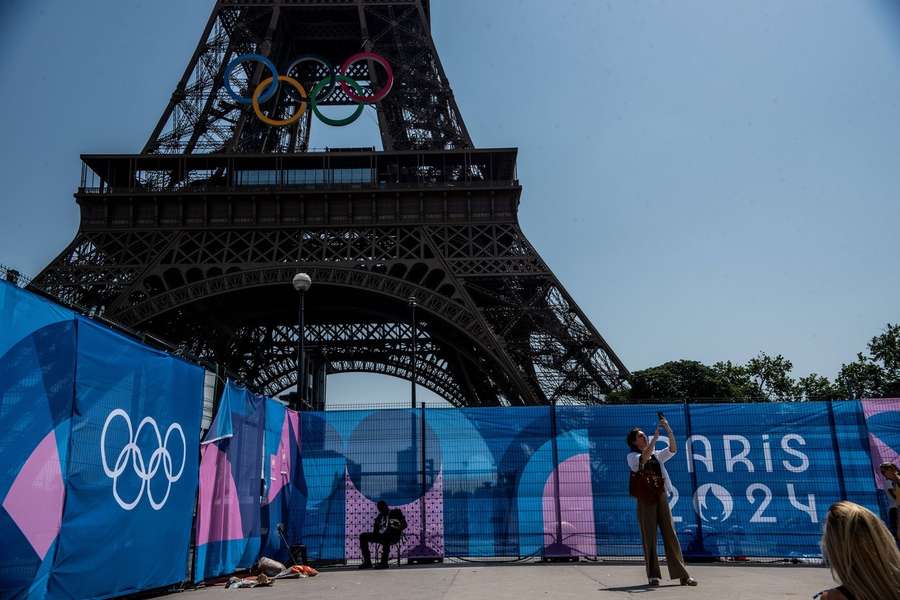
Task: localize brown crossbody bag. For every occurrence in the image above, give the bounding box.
[629,455,665,503]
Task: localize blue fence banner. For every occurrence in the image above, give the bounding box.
[194,381,266,581]
[46,317,203,599]
[293,402,882,562]
[0,282,76,600]
[435,407,552,557]
[680,402,868,557]
[295,410,346,561]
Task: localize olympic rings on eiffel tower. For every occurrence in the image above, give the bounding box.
[223,52,394,127]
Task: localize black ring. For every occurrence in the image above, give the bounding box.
[285,54,336,102]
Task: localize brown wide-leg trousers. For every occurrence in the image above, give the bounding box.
[636,493,689,581]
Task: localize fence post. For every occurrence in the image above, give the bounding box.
[542,399,572,558]
[551,400,563,547]
[683,398,705,555]
[826,400,848,501]
[407,403,440,562]
[420,403,427,549]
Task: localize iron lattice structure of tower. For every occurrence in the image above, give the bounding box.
[34,0,630,408]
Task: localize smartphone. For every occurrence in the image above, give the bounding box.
[657,411,665,421]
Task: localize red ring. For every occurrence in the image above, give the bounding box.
[339,52,394,103]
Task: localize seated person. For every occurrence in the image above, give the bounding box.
[359,501,407,569]
[880,462,900,543]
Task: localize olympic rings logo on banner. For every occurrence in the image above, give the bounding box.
[223,52,394,127]
[100,408,186,511]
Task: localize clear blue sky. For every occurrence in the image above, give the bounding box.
[1,1,898,404]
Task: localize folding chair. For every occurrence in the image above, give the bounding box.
[376,532,410,566]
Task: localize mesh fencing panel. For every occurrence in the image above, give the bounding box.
[296,400,887,561]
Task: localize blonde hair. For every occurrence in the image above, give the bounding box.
[821,501,900,600]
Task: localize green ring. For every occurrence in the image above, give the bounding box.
[310,75,365,126]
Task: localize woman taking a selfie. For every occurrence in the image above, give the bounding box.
[626,414,697,588]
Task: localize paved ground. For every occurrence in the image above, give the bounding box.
[185,562,834,600]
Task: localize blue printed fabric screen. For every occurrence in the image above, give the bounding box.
[48,317,204,598]
[581,403,877,558]
[0,282,204,600]
[294,403,882,561]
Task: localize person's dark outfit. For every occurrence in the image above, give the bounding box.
[813,585,856,600]
[884,478,900,547]
[837,585,856,600]
[359,510,403,567]
[635,458,689,582]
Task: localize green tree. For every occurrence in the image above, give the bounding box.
[627,360,714,400]
[837,353,884,399]
[710,360,761,399]
[623,359,759,401]
[607,323,900,403]
[746,352,798,400]
[796,373,842,400]
[869,323,900,396]
[836,324,900,398]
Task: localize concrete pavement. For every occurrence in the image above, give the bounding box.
[184,562,834,600]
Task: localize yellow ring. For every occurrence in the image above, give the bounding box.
[251,75,307,126]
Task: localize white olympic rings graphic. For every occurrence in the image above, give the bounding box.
[100,408,186,511]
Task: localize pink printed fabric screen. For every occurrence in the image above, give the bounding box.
[861,398,900,486]
[260,399,302,561]
[193,381,266,582]
[0,281,76,600]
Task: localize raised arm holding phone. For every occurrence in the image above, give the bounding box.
[638,414,678,463]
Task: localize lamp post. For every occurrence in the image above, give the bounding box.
[292,273,312,410]
[408,295,417,409]
[405,293,440,564]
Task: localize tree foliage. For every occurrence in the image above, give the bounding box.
[746,353,796,400]
[796,373,842,400]
[624,360,759,401]
[837,324,900,398]
[611,323,900,403]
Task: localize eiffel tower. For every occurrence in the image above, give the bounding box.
[34,0,630,408]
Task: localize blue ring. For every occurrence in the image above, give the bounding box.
[223,53,279,105]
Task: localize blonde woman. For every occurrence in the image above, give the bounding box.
[814,501,900,600]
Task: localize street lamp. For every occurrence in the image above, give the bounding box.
[405,293,439,564]
[292,273,312,410]
[408,295,417,409]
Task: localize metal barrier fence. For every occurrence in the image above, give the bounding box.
[296,399,891,563]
